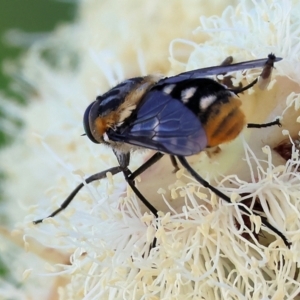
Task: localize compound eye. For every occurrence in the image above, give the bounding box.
[83,101,99,144]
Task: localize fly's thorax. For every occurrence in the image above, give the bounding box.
[86,75,160,144]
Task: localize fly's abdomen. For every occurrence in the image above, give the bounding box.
[202,97,245,147]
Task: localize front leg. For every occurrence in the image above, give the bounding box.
[113,150,160,217]
[113,150,160,250]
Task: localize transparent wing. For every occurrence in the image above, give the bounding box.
[161,56,282,84]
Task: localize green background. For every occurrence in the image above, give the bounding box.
[0,0,77,280]
[0,0,77,145]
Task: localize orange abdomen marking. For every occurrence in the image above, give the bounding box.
[94,117,107,137]
[203,97,245,147]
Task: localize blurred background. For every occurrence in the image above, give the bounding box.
[0,0,78,283]
[0,0,77,145]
